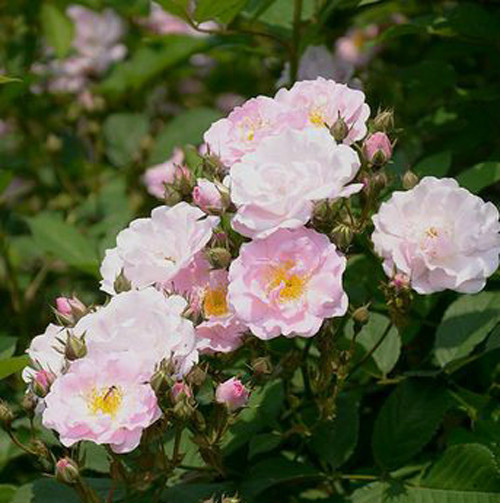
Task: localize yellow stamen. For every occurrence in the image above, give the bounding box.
[88,386,123,417]
[425,227,439,238]
[309,108,326,127]
[267,261,307,302]
[203,285,229,318]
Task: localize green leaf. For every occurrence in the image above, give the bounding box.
[414,151,452,178]
[0,75,21,85]
[372,379,451,470]
[424,443,500,491]
[81,443,110,474]
[194,0,248,23]
[0,485,16,503]
[32,478,121,503]
[40,5,74,58]
[377,23,425,42]
[0,337,16,360]
[345,313,401,376]
[102,113,149,168]
[100,36,207,97]
[310,393,359,469]
[27,213,99,274]
[149,107,222,164]
[156,0,190,20]
[11,484,33,503]
[350,482,500,503]
[248,432,281,460]
[448,3,500,43]
[0,356,29,380]
[456,162,500,193]
[240,457,319,501]
[223,380,284,455]
[161,483,235,503]
[434,292,500,368]
[254,0,315,30]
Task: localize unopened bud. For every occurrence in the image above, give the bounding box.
[150,367,173,394]
[30,439,51,460]
[113,270,132,294]
[206,247,232,269]
[164,187,183,206]
[402,170,419,190]
[32,370,56,398]
[171,382,192,402]
[0,400,14,429]
[203,153,227,176]
[390,272,410,292]
[187,365,207,387]
[364,132,392,166]
[331,224,354,250]
[352,306,370,325]
[173,398,194,420]
[55,457,80,484]
[64,333,87,361]
[175,166,195,197]
[372,109,394,132]
[46,134,62,153]
[330,115,349,143]
[193,179,230,215]
[55,295,87,326]
[372,171,389,192]
[22,392,38,417]
[252,357,272,376]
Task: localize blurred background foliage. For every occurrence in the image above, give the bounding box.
[1,0,500,502]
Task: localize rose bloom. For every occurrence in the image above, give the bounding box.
[143,148,187,199]
[73,288,198,377]
[203,96,289,168]
[23,324,66,383]
[229,127,361,239]
[228,227,348,339]
[372,177,500,294]
[42,353,161,453]
[215,377,249,411]
[99,202,218,294]
[167,259,246,353]
[274,77,370,144]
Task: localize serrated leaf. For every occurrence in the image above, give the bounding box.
[40,5,74,58]
[372,379,451,470]
[102,113,149,168]
[434,292,500,368]
[414,151,452,178]
[27,214,99,274]
[350,481,500,503]
[457,162,500,193]
[149,107,222,164]
[194,0,248,23]
[424,444,500,491]
[0,355,29,380]
[310,393,359,469]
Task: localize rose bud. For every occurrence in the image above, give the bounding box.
[364,132,392,166]
[64,332,87,361]
[55,295,87,325]
[215,378,249,412]
[32,370,56,398]
[193,179,229,214]
[390,272,411,292]
[330,115,349,142]
[55,457,80,485]
[206,247,232,269]
[402,170,419,190]
[0,400,14,429]
[171,382,192,402]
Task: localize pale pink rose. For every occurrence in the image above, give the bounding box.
[73,288,198,377]
[363,132,392,164]
[203,96,289,168]
[372,177,500,294]
[274,77,370,144]
[99,203,219,293]
[192,178,227,214]
[215,377,249,411]
[23,324,66,383]
[143,148,186,199]
[228,127,361,239]
[42,353,161,453]
[228,227,348,340]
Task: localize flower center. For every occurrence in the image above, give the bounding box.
[309,108,326,127]
[203,285,229,318]
[266,261,307,303]
[88,385,123,417]
[420,226,453,259]
[238,117,267,143]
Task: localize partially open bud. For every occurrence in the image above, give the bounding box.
[55,295,87,326]
[64,332,87,361]
[390,272,411,292]
[32,370,56,398]
[330,115,349,143]
[352,306,370,326]
[171,382,192,402]
[55,457,80,485]
[113,270,132,294]
[192,179,229,215]
[372,108,394,132]
[215,378,249,412]
[364,132,392,166]
[0,400,14,429]
[206,247,232,269]
[402,170,419,190]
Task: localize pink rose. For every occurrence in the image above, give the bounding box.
[192,178,228,214]
[363,132,392,165]
[215,378,249,411]
[228,227,348,339]
[372,177,500,294]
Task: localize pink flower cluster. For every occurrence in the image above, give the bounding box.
[24,77,500,458]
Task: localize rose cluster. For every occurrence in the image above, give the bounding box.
[23,78,500,458]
